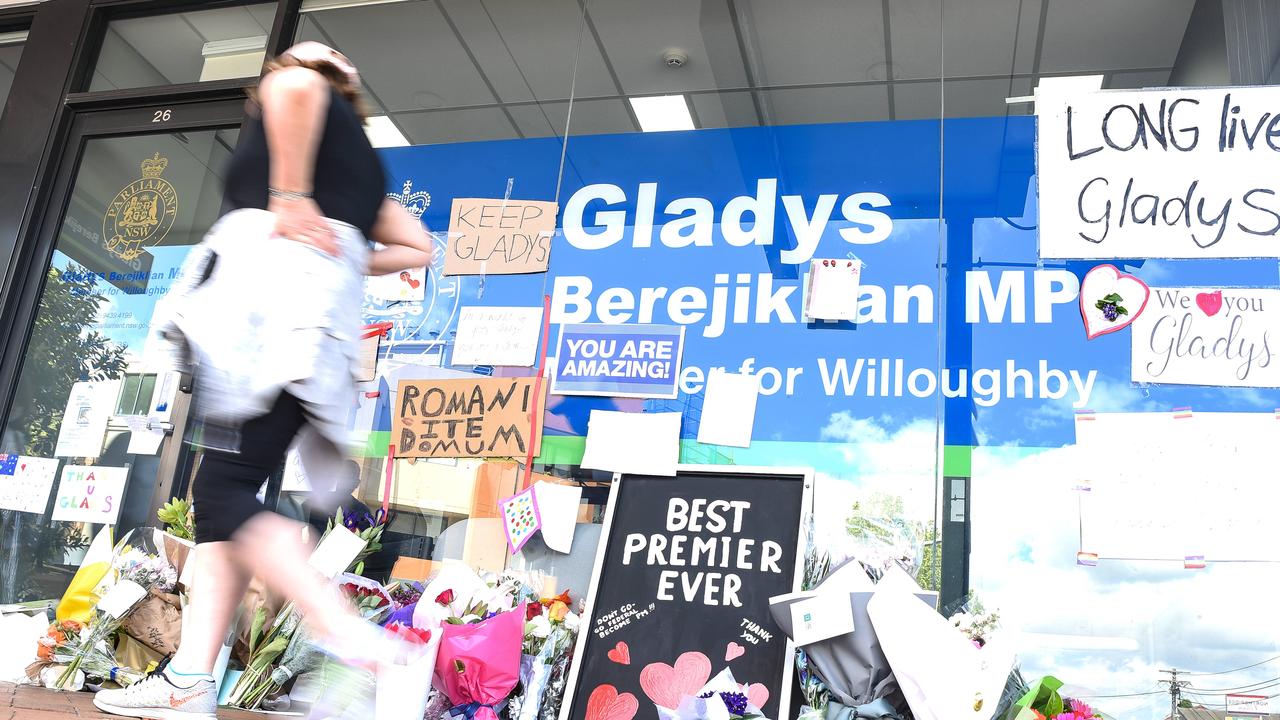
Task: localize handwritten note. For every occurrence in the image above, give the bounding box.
[451,306,544,367]
[1130,287,1280,387]
[51,465,127,525]
[394,376,544,458]
[1039,86,1280,259]
[443,198,556,275]
[0,456,59,514]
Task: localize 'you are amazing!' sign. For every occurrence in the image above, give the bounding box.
[562,468,808,720]
[1039,86,1280,259]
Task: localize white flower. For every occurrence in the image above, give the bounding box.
[564,611,581,632]
[527,614,552,639]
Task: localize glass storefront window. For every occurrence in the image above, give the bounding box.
[0,128,238,602]
[0,30,26,111]
[87,4,276,91]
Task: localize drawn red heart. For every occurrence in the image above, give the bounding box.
[740,682,770,710]
[607,641,630,665]
[407,277,422,290]
[725,642,745,662]
[1078,264,1150,340]
[639,651,712,709]
[1196,290,1223,316]
[584,684,638,720]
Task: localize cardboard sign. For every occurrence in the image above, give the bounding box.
[552,323,685,399]
[395,377,544,458]
[561,468,809,720]
[1038,86,1280,259]
[443,198,556,275]
[51,465,127,525]
[1130,287,1280,387]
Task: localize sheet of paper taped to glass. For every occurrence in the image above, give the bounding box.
[145,208,367,484]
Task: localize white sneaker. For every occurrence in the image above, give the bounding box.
[93,669,217,720]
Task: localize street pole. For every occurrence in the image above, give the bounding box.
[1160,669,1189,720]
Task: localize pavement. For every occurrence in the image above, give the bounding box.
[0,683,270,719]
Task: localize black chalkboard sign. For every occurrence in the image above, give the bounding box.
[561,467,810,720]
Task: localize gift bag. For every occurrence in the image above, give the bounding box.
[376,631,441,720]
[120,588,182,656]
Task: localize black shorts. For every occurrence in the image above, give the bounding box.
[192,392,308,543]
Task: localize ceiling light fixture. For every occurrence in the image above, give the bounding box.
[629,95,696,133]
[1006,74,1105,105]
[364,115,409,148]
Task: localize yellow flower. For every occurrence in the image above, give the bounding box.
[549,601,568,622]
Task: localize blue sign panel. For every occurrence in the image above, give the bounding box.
[551,323,685,399]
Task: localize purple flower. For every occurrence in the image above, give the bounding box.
[719,692,749,716]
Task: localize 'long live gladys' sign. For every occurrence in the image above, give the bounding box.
[1039,86,1280,259]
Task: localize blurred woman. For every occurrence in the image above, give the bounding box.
[95,42,431,719]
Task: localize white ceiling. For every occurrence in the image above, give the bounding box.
[82,0,1205,145]
[294,0,1201,145]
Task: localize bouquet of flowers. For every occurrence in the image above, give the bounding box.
[26,619,145,690]
[1003,676,1102,720]
[510,590,581,720]
[51,532,177,689]
[659,667,770,720]
[227,513,384,710]
[435,604,525,720]
[374,622,440,720]
[951,607,1000,648]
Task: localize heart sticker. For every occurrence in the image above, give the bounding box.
[607,641,631,665]
[1079,264,1150,340]
[741,683,769,710]
[584,684,639,720]
[407,277,422,290]
[639,651,712,709]
[725,642,745,662]
[1196,290,1223,316]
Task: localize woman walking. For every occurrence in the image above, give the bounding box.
[94,42,431,719]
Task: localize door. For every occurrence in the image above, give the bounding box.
[0,98,245,603]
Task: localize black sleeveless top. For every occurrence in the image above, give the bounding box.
[223,86,385,238]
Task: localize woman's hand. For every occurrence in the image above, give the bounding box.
[270,196,338,255]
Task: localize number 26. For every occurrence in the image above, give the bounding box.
[152,109,172,123]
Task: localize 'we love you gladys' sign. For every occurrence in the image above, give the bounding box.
[1131,287,1279,387]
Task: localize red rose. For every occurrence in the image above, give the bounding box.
[526,603,543,621]
[435,589,455,606]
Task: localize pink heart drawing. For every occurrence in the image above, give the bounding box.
[725,642,745,662]
[1079,264,1150,340]
[585,684,639,720]
[607,641,631,665]
[639,651,712,709]
[1196,290,1223,316]
[740,682,770,710]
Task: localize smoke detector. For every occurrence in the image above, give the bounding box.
[663,49,689,68]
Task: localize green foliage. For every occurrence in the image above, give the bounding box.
[8,267,128,457]
[157,498,195,540]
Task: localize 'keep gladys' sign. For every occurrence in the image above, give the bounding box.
[1039,86,1280,259]
[443,198,557,275]
[1131,287,1279,387]
[395,377,545,458]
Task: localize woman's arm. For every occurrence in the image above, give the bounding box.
[260,66,337,254]
[367,199,434,275]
